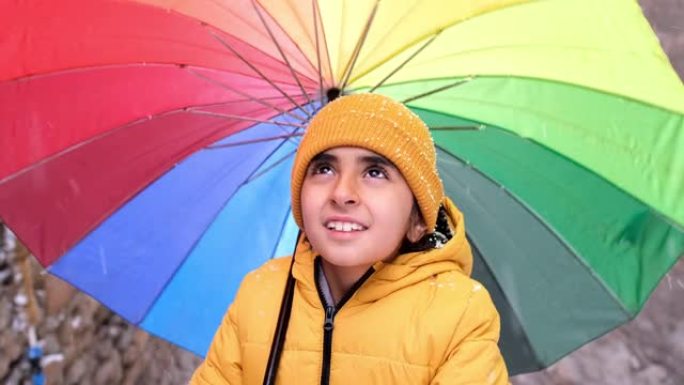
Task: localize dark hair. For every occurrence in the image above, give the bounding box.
[400,205,453,253]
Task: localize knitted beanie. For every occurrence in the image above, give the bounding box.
[291,93,444,231]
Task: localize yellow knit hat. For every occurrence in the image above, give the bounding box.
[291,93,444,231]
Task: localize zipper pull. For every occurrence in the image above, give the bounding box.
[324,306,335,332]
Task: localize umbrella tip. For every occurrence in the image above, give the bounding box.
[326,88,342,103]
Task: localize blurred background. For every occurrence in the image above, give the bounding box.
[0,1,682,384]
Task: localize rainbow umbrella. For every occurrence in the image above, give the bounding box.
[1,0,683,375]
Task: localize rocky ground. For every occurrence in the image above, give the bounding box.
[512,260,684,385]
[0,225,201,385]
[1,1,683,384]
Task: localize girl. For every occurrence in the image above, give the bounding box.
[191,93,509,385]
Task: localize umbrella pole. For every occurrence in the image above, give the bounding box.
[262,231,302,385]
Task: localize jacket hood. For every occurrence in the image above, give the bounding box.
[292,197,473,307]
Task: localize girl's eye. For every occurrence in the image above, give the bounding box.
[311,163,333,175]
[366,167,388,179]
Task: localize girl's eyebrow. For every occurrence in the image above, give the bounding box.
[311,153,336,163]
[359,155,395,169]
[310,152,397,170]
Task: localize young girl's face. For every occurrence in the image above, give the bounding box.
[300,146,425,269]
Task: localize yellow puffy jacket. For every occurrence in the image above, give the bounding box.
[191,198,509,384]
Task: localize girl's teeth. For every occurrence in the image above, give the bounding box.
[327,221,364,232]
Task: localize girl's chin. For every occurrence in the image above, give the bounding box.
[318,251,397,269]
[318,254,376,268]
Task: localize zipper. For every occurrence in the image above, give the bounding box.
[314,258,374,385]
[321,305,335,385]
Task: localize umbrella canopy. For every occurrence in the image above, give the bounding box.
[1,0,683,375]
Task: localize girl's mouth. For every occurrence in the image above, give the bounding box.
[325,221,367,232]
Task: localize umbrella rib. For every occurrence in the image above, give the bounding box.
[339,0,380,91]
[194,94,297,105]
[348,1,530,85]
[401,76,475,104]
[178,94,316,120]
[207,132,304,149]
[250,1,327,84]
[0,98,288,185]
[245,148,298,184]
[207,30,310,121]
[137,124,301,322]
[251,0,315,115]
[464,233,546,373]
[186,109,306,129]
[200,0,320,81]
[312,0,326,103]
[187,68,307,123]
[188,99,315,147]
[188,107,305,151]
[269,207,294,260]
[178,94,314,129]
[237,125,300,188]
[369,31,441,93]
[437,145,634,319]
[314,0,335,91]
[429,124,484,131]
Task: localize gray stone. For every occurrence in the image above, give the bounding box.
[93,349,123,385]
[65,356,89,385]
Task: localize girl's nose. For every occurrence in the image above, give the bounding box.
[331,174,359,206]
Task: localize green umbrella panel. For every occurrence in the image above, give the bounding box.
[407,108,684,374]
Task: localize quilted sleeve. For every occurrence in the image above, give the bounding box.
[430,281,510,385]
[189,301,243,385]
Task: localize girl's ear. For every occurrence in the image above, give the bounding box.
[406,208,427,243]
